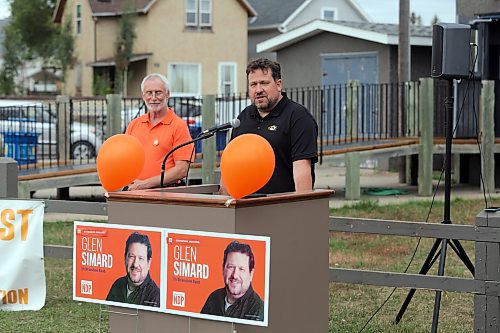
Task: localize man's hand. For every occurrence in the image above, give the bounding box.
[218,177,229,195]
[127,179,152,191]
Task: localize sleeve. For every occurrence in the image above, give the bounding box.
[172,119,195,162]
[290,109,318,164]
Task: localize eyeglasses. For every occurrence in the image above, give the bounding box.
[143,90,166,98]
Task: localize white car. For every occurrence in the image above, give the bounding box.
[0,100,102,161]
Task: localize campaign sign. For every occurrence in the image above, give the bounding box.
[165,230,270,326]
[73,222,163,311]
[0,200,45,311]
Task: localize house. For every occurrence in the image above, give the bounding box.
[28,69,61,95]
[53,0,256,97]
[456,0,500,137]
[256,19,432,88]
[455,1,500,183]
[247,0,372,61]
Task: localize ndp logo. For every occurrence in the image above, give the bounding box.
[172,291,186,307]
[81,280,93,295]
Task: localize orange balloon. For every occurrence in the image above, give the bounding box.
[97,134,145,192]
[220,134,275,199]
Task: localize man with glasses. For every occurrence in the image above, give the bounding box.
[125,73,194,190]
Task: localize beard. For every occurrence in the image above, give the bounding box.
[128,266,145,285]
[146,99,167,113]
[253,94,279,114]
[225,278,247,299]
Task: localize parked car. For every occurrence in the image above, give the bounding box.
[0,100,102,160]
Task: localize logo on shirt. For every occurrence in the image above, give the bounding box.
[268,125,278,131]
[172,291,186,307]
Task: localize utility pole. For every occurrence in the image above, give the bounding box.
[399,0,410,84]
[398,0,410,182]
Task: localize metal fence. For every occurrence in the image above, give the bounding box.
[286,82,421,147]
[0,79,484,172]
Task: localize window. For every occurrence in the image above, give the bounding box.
[321,7,337,21]
[168,63,201,96]
[76,4,82,34]
[218,63,237,95]
[185,0,212,28]
[75,63,82,92]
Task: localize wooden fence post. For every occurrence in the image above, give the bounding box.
[106,94,122,138]
[418,78,433,196]
[201,95,216,184]
[346,80,359,140]
[345,151,360,200]
[56,95,71,162]
[0,157,18,198]
[475,210,500,332]
[480,80,495,194]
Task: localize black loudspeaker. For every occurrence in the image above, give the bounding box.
[431,23,471,79]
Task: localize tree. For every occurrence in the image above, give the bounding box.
[114,0,137,95]
[0,0,74,95]
[8,0,57,60]
[410,11,422,25]
[0,25,26,95]
[431,15,440,25]
[52,17,75,86]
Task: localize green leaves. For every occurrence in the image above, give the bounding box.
[0,0,74,94]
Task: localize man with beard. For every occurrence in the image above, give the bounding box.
[106,232,160,307]
[125,73,194,190]
[201,241,264,321]
[220,58,318,195]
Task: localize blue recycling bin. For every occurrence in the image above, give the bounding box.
[189,126,228,154]
[2,131,40,165]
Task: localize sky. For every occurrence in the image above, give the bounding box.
[355,0,456,25]
[0,0,456,25]
[0,0,7,20]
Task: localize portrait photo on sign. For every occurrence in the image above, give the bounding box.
[73,222,163,311]
[164,229,270,327]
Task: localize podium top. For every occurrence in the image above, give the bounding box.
[106,184,334,208]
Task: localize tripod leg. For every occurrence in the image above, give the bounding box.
[394,238,442,324]
[431,237,449,333]
[449,239,475,275]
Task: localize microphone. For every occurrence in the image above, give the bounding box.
[201,119,240,134]
[160,131,215,188]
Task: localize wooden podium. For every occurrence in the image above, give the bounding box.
[106,185,333,333]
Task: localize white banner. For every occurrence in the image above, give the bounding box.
[0,200,45,311]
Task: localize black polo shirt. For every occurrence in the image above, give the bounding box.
[231,93,318,194]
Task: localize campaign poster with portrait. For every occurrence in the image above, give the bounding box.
[73,222,163,311]
[164,230,270,326]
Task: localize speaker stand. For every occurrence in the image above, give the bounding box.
[394,79,474,332]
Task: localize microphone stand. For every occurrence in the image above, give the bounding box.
[160,131,215,188]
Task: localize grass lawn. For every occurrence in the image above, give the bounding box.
[0,221,108,333]
[328,197,497,332]
[1,197,497,332]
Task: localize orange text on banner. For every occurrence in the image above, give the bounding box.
[1,288,29,304]
[0,209,33,241]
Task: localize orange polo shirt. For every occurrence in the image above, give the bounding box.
[125,108,194,180]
